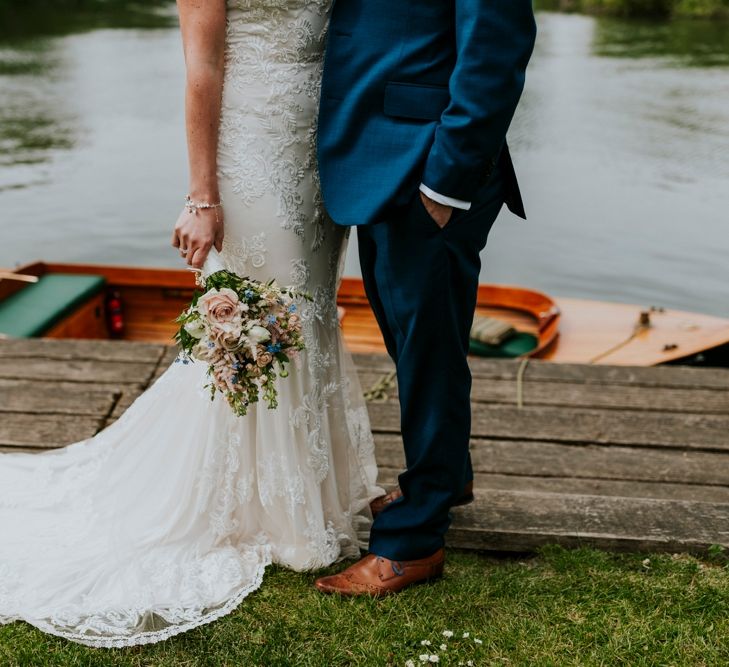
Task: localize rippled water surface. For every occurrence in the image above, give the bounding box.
[1,10,727,315]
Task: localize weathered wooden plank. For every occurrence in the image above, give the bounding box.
[0,379,118,416]
[0,378,144,393]
[474,379,729,414]
[0,378,143,393]
[0,338,164,363]
[367,402,729,451]
[375,467,729,504]
[445,490,729,553]
[352,354,729,391]
[0,414,101,448]
[0,357,157,385]
[509,360,729,391]
[374,434,729,486]
[357,371,729,415]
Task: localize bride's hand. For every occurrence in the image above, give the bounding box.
[171,205,224,270]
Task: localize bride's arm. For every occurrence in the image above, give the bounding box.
[172,0,227,269]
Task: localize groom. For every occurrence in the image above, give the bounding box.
[315,0,537,595]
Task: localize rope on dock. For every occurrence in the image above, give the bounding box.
[588,308,655,364]
[363,370,397,402]
[516,357,530,409]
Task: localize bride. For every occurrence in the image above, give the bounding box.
[0,0,382,648]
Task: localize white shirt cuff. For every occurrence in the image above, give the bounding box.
[419,183,472,210]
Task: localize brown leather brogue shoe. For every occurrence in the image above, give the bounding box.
[314,548,445,597]
[370,480,474,517]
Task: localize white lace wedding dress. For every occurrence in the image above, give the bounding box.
[0,0,382,648]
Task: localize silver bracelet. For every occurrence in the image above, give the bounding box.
[184,194,223,215]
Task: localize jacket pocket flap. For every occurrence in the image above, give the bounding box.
[383,82,450,122]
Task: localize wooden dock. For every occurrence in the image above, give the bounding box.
[1,338,728,554]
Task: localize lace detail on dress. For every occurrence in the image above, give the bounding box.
[258,454,306,516]
[221,232,268,273]
[344,377,377,463]
[301,515,342,568]
[200,429,245,538]
[290,258,311,288]
[219,0,329,247]
[23,549,271,649]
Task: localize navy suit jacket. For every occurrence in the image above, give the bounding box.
[317,0,537,226]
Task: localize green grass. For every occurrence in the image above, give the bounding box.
[2,546,728,666]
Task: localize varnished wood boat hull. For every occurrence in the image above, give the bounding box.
[2,261,728,366]
[2,262,561,355]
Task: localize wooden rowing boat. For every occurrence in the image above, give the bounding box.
[1,261,728,366]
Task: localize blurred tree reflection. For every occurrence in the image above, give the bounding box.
[593,15,729,65]
[0,0,176,39]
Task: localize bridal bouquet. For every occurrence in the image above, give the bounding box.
[175,265,308,417]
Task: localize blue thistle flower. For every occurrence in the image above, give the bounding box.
[266,343,282,354]
[288,304,297,313]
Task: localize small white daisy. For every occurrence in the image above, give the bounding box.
[442,630,454,638]
[421,640,432,646]
[406,661,415,667]
[462,632,470,638]
[429,656,440,664]
[440,644,447,651]
[474,638,483,645]
[419,655,430,663]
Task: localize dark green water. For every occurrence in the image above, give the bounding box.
[0,8,727,316]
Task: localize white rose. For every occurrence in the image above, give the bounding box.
[248,324,271,343]
[184,318,206,339]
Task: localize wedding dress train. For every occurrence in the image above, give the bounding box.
[0,0,382,647]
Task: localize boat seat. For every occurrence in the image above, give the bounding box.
[469,333,538,358]
[0,273,106,338]
[469,314,538,358]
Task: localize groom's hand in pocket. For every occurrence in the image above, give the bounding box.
[420,191,453,229]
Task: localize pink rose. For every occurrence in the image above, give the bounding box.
[193,339,221,363]
[209,323,243,350]
[197,288,241,325]
[256,351,273,367]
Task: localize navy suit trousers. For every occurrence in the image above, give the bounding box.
[358,166,506,560]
